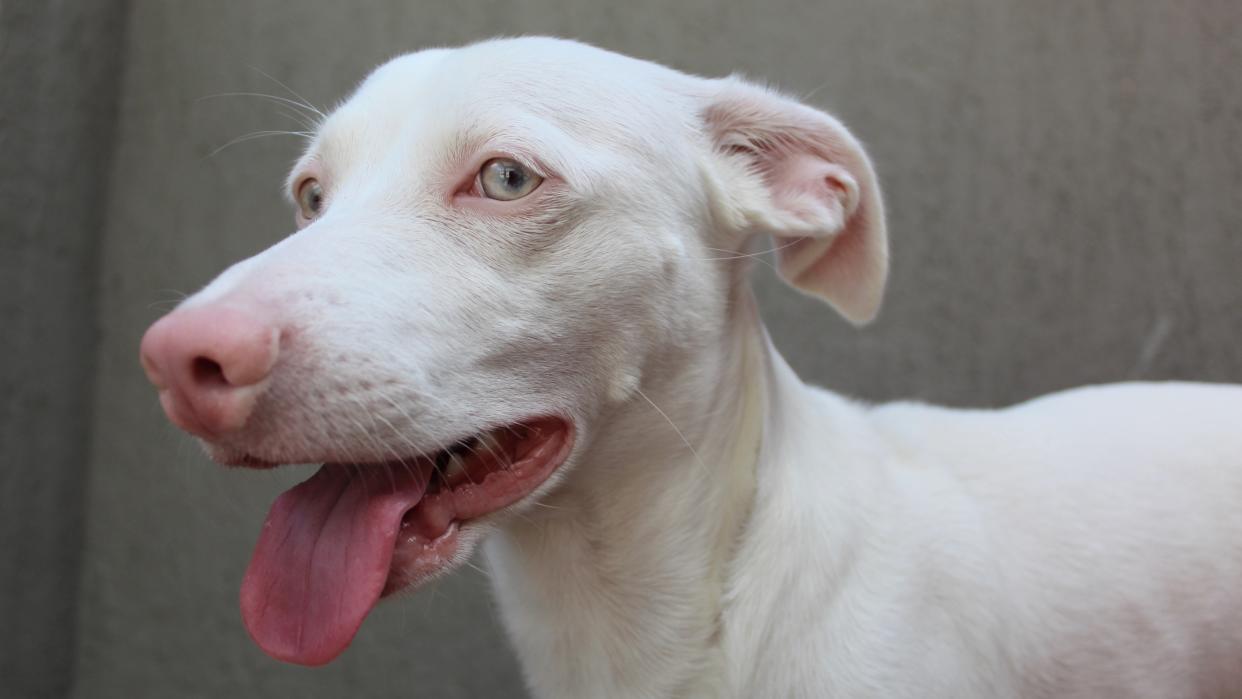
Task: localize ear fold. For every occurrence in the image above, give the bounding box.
[701,78,888,325]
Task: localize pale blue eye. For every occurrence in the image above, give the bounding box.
[479,158,543,200]
[296,178,324,219]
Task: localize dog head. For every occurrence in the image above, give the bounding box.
[139,37,885,666]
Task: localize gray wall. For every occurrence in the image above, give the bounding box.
[1,1,1239,698]
[0,2,126,697]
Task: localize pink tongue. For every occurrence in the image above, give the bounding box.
[240,463,429,666]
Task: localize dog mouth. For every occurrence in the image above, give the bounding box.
[237,416,573,667]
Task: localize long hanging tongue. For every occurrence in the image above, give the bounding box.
[240,462,429,666]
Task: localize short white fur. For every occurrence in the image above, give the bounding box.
[184,38,1242,698]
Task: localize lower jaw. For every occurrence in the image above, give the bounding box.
[383,522,462,596]
[378,416,574,596]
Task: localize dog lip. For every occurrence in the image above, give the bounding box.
[224,453,282,469]
[214,415,572,474]
[382,416,575,595]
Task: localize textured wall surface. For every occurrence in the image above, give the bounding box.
[0,2,126,697]
[54,1,1242,698]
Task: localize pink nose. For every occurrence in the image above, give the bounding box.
[139,304,279,438]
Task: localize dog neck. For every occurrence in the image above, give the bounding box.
[484,289,793,698]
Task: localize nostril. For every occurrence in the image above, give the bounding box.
[141,305,277,437]
[191,356,229,387]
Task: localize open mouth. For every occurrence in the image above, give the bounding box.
[238,416,572,667]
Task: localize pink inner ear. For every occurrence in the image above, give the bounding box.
[703,79,887,322]
[765,152,856,232]
[761,150,884,325]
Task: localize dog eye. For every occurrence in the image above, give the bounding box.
[478,158,542,201]
[296,178,325,219]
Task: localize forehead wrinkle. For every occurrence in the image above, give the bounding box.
[448,109,618,190]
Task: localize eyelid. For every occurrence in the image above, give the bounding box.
[290,175,315,201]
[286,152,325,201]
[454,150,555,202]
[485,153,548,180]
[289,173,328,227]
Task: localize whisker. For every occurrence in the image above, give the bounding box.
[698,236,802,262]
[147,288,189,311]
[634,387,708,478]
[274,105,320,132]
[197,91,325,120]
[248,66,328,120]
[343,400,402,494]
[373,394,451,491]
[205,130,313,159]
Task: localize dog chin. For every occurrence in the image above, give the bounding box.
[382,518,487,596]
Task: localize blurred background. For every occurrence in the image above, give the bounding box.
[3,1,1240,697]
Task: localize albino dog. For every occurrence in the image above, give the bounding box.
[140,38,1242,698]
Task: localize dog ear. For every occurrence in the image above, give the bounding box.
[701,78,888,325]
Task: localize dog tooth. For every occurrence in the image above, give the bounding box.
[442,452,467,480]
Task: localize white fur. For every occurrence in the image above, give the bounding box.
[183,38,1242,697]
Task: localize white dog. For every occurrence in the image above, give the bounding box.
[140,37,1242,698]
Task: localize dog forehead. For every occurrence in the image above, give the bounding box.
[334,38,699,148]
[364,38,670,99]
